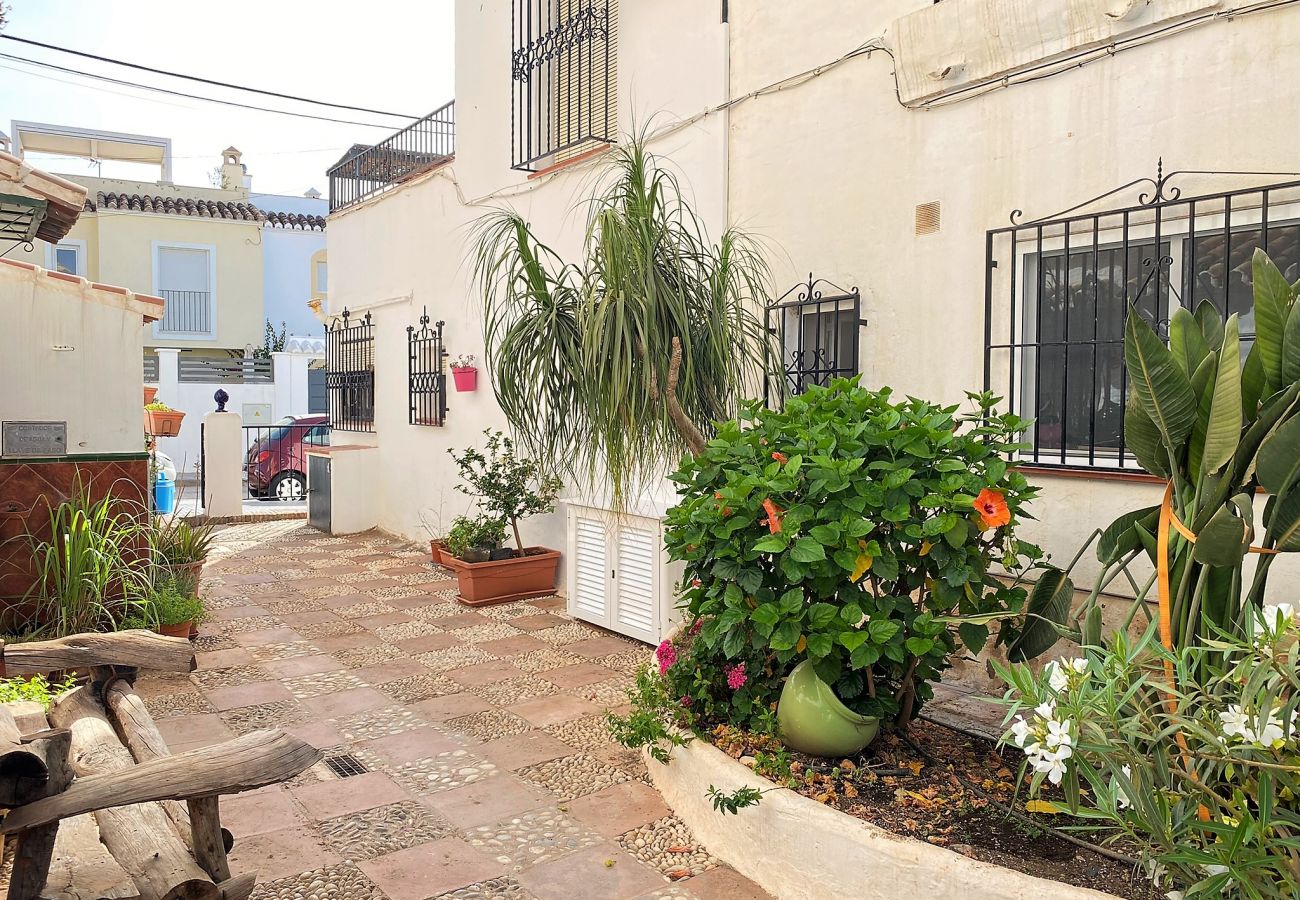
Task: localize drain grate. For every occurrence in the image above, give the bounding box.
[324,753,368,778]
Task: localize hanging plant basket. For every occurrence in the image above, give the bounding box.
[145,408,186,437]
[451,366,478,392]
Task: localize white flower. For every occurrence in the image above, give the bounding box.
[1033,746,1072,785]
[1009,715,1032,748]
[1113,764,1132,810]
[1045,718,1074,750]
[1219,705,1251,741]
[1260,600,1296,635]
[1253,707,1287,748]
[1046,661,1067,691]
[1034,700,1056,721]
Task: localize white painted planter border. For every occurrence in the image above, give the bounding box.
[645,735,1123,900]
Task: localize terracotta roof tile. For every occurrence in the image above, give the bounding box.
[87,192,325,230]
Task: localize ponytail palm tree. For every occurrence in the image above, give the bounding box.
[469,137,776,503]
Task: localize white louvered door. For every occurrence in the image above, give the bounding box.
[571,513,610,626]
[567,505,667,642]
[613,522,658,643]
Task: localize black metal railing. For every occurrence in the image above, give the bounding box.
[143,353,159,382]
[984,163,1300,470]
[242,422,329,500]
[157,289,211,335]
[765,274,864,406]
[326,308,375,432]
[179,357,274,384]
[327,102,455,212]
[407,308,447,426]
[512,0,617,171]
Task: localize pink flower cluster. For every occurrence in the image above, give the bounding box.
[656,640,677,675]
[725,662,747,690]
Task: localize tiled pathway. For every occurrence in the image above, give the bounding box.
[137,523,770,900]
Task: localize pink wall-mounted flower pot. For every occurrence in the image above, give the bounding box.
[452,366,478,392]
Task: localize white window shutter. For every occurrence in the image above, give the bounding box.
[613,522,657,642]
[572,513,610,624]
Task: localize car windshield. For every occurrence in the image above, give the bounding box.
[264,421,315,443]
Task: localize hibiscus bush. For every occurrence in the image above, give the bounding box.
[995,605,1300,898]
[665,381,1044,728]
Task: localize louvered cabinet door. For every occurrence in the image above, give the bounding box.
[570,512,611,627]
[612,521,658,644]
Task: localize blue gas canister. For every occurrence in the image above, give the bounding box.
[155,470,176,515]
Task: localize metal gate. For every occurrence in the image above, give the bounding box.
[764,274,865,406]
[241,422,329,501]
[308,454,331,532]
[307,366,327,414]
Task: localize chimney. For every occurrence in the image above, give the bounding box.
[304,187,322,199]
[219,146,251,191]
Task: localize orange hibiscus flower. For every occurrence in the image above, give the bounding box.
[974,489,1011,530]
[772,452,788,464]
[761,498,784,534]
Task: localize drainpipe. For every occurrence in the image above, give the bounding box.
[720,0,731,229]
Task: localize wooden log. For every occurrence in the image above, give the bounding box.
[42,687,218,900]
[215,875,255,900]
[101,679,233,877]
[3,723,320,834]
[37,813,139,899]
[0,632,195,675]
[7,729,71,900]
[2,703,52,736]
[0,707,50,807]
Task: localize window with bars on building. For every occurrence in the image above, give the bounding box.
[511,0,618,172]
[765,275,864,406]
[407,310,448,426]
[326,309,376,433]
[984,172,1300,471]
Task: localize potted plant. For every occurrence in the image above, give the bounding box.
[450,353,477,392]
[150,517,216,584]
[129,574,206,639]
[444,430,562,606]
[144,399,186,437]
[143,386,158,405]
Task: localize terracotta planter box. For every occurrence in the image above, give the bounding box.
[145,409,186,437]
[446,547,560,606]
[143,386,158,405]
[155,622,192,639]
[430,540,453,568]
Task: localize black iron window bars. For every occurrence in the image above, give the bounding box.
[326,308,376,433]
[984,163,1300,471]
[511,0,617,171]
[765,274,865,407]
[408,309,448,426]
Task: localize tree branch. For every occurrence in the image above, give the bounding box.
[651,336,707,457]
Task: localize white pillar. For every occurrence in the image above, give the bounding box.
[155,348,180,406]
[201,411,243,517]
[271,351,292,418]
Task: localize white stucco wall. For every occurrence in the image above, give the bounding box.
[326,0,729,554]
[262,226,326,337]
[726,0,1300,591]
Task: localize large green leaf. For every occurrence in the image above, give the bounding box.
[1170,307,1210,378]
[1200,315,1243,477]
[1195,299,1225,352]
[1187,352,1217,480]
[1252,249,1293,390]
[1257,414,1300,497]
[1097,505,1161,563]
[1241,343,1266,420]
[1193,501,1251,567]
[1125,305,1198,457]
[1007,567,1074,662]
[1266,488,1300,552]
[1284,302,1300,385]
[1124,397,1170,477]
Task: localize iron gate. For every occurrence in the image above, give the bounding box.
[407,309,448,426]
[765,274,865,406]
[326,308,375,432]
[241,422,329,501]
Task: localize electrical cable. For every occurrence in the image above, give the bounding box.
[0,34,417,119]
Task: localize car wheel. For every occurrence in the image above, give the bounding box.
[269,471,307,501]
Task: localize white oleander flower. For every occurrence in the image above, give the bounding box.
[1113,764,1133,810]
[1033,746,1072,785]
[1009,715,1032,748]
[1034,700,1056,721]
[1260,600,1297,636]
[1219,704,1251,741]
[1045,718,1074,750]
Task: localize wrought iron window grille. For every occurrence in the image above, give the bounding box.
[407,309,448,427]
[984,161,1300,471]
[326,307,376,433]
[511,0,618,171]
[764,273,866,407]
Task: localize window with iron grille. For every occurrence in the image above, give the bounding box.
[985,166,1300,470]
[511,0,618,171]
[765,275,864,406]
[407,310,447,426]
[326,308,375,433]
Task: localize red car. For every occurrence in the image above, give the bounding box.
[245,415,330,500]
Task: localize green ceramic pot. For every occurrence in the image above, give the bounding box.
[777,660,880,757]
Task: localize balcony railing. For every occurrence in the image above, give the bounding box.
[179,356,273,384]
[157,290,212,336]
[327,101,455,212]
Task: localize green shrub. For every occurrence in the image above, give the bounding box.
[665,381,1043,728]
[150,517,216,568]
[137,575,206,627]
[448,430,562,552]
[444,514,508,559]
[0,672,77,710]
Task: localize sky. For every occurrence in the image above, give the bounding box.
[0,0,455,199]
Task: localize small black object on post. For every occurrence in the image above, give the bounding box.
[214,389,229,413]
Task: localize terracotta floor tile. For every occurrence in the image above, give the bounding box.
[301,686,394,719]
[359,838,506,900]
[426,612,489,630]
[264,654,345,678]
[155,713,235,748]
[509,614,567,632]
[476,634,549,658]
[227,825,341,881]
[508,694,602,728]
[222,573,276,585]
[529,596,565,611]
[232,627,305,647]
[279,609,345,628]
[516,844,662,900]
[203,680,294,711]
[565,782,671,838]
[220,786,306,837]
[396,633,461,654]
[478,730,573,771]
[566,636,637,658]
[679,866,775,900]
[285,720,346,749]
[195,647,255,669]
[362,727,465,766]
[411,693,494,722]
[351,657,432,685]
[423,778,553,830]
[543,662,619,689]
[211,604,271,621]
[446,661,523,688]
[311,631,384,652]
[357,611,416,630]
[290,771,412,820]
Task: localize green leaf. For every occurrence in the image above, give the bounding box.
[806,603,838,629]
[1199,315,1242,476]
[838,631,870,651]
[770,620,801,651]
[868,619,900,644]
[1195,298,1224,351]
[778,588,804,615]
[1192,502,1251,567]
[1124,397,1170,477]
[1007,567,1074,662]
[1267,488,1300,552]
[1125,305,1197,458]
[1097,505,1160,563]
[958,622,989,655]
[752,534,787,553]
[905,636,934,656]
[1241,342,1266,420]
[1258,414,1300,497]
[1253,248,1293,389]
[1187,352,1217,480]
[1170,307,1210,377]
[1285,301,1300,385]
[805,633,833,659]
[789,538,826,563]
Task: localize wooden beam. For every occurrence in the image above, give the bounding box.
[43,688,219,900]
[3,721,320,834]
[38,813,139,899]
[0,632,196,675]
[2,702,52,736]
[0,706,50,807]
[7,729,71,900]
[215,875,256,900]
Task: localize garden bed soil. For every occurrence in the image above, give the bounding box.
[707,718,1161,900]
